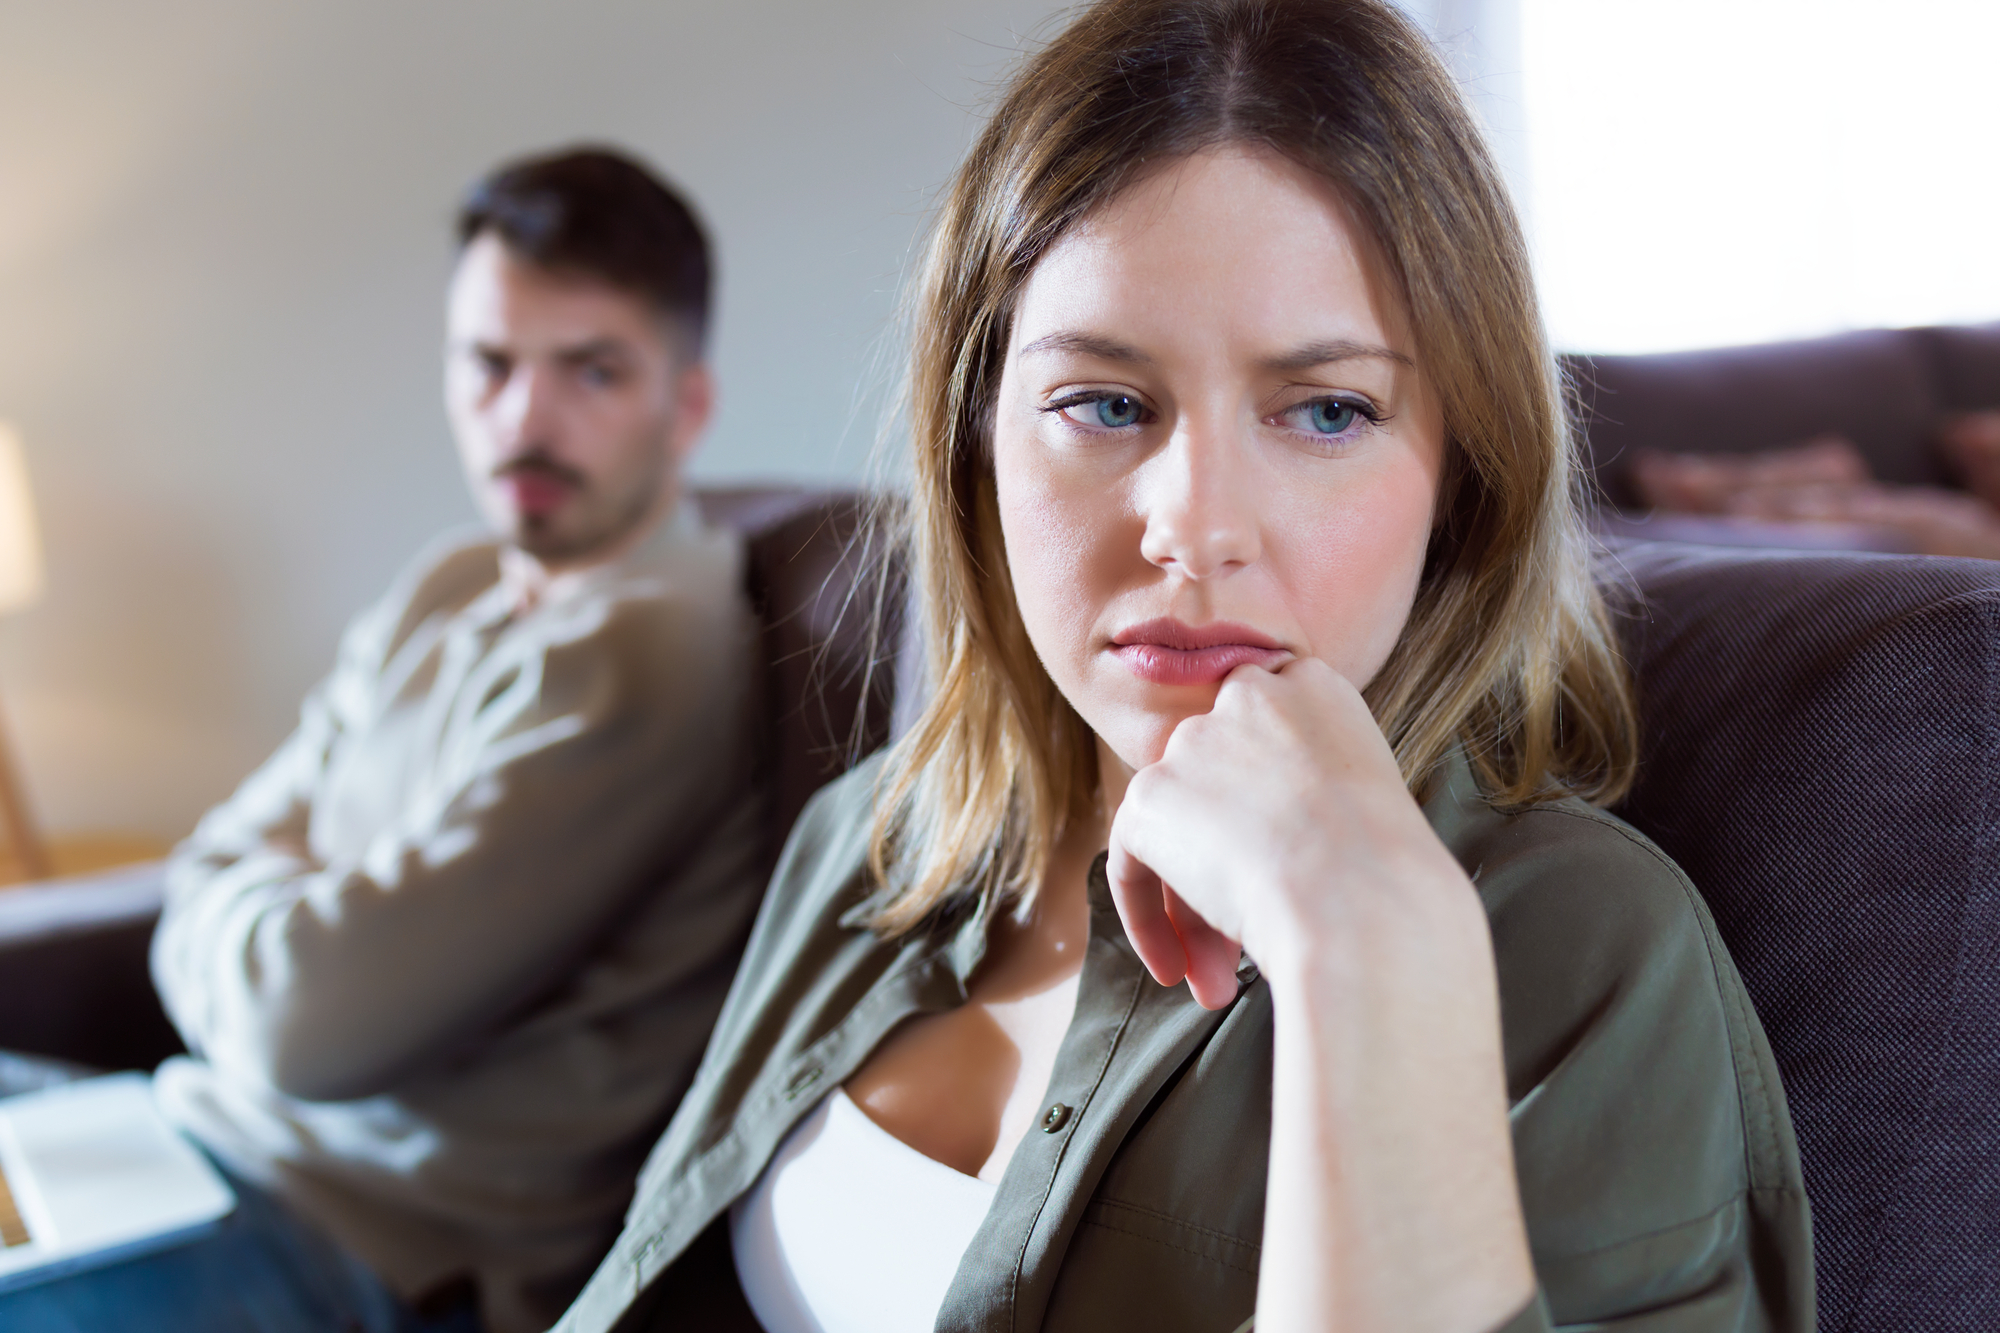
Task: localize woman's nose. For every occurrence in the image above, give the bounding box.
[1137,426,1261,578]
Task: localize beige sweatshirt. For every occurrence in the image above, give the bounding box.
[151,500,764,1333]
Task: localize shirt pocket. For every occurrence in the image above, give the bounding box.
[1040,1196,1259,1333]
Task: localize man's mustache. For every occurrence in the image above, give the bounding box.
[491,450,586,489]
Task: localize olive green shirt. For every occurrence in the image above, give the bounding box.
[555,749,1813,1333]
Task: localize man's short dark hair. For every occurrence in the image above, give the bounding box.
[457,146,712,354]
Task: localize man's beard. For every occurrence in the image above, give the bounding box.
[494,449,663,564]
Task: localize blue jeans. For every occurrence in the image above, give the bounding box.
[0,1164,484,1333]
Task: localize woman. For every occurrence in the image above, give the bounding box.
[558,1,1812,1330]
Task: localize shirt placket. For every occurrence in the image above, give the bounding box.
[937,854,1245,1333]
[614,924,975,1305]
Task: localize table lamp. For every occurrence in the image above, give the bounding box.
[0,423,48,880]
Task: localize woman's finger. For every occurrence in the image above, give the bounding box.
[1107,836,1189,988]
[1164,886,1242,1010]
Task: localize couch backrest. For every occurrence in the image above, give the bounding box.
[1913,321,2000,413]
[696,487,903,875]
[1610,540,2000,1332]
[1563,321,2000,507]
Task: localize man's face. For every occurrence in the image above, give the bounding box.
[444,232,712,566]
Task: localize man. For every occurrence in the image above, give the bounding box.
[8,148,765,1333]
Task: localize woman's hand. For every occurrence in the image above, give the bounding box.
[1105,656,1469,1007]
[1106,657,1536,1333]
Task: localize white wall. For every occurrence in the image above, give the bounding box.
[0,0,1070,841]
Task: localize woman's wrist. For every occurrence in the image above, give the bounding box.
[1244,837,1486,1002]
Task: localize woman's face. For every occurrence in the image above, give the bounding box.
[992,147,1445,772]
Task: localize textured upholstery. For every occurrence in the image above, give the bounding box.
[1610,540,2000,1332]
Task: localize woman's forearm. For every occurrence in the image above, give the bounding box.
[1255,897,1534,1333]
[1097,661,1538,1328]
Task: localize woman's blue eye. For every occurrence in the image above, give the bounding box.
[1094,395,1143,428]
[1307,400,1360,434]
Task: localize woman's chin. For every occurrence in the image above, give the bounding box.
[1091,711,1201,777]
[1067,669,1223,776]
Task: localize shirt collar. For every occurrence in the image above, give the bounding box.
[835,874,997,999]
[1419,743,1490,861]
[529,494,706,604]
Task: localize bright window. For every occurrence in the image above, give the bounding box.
[1519,0,2000,352]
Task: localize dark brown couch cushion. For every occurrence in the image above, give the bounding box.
[1565,330,1947,505]
[1610,540,2000,1332]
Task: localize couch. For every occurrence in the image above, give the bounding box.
[1565,321,2000,511]
[1,487,1994,1332]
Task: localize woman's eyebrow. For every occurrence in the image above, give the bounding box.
[1262,339,1413,373]
[1015,332,1411,374]
[1016,331,1153,365]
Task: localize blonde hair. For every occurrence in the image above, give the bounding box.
[867,0,1636,934]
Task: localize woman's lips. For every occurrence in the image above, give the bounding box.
[1109,619,1291,686]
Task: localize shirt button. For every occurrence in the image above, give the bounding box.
[783,1064,820,1100]
[1041,1102,1071,1133]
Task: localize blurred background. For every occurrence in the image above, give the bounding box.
[0,0,1994,848]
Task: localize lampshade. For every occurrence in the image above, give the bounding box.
[0,425,43,615]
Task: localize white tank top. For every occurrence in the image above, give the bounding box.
[730,1087,998,1333]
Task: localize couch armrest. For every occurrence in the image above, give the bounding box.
[0,862,183,1070]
